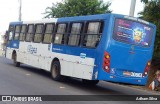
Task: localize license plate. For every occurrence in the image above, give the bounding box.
[123,71,142,77]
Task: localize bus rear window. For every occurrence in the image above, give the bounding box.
[113,18,154,47]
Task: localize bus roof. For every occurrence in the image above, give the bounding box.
[9,13,155,27]
[9,13,110,25]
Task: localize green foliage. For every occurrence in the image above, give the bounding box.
[140,0,160,59]
[43,0,112,18]
[141,0,149,4]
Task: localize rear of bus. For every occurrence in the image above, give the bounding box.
[98,14,156,85]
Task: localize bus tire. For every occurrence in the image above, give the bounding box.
[51,61,62,81]
[13,53,20,67]
[82,79,99,86]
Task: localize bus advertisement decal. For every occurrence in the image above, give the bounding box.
[113,18,154,47]
[123,71,131,76]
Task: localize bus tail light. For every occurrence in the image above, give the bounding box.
[103,51,110,73]
[143,61,151,77]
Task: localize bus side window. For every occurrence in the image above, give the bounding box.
[83,21,103,48]
[68,23,82,46]
[19,25,27,41]
[43,23,54,44]
[25,24,34,42]
[34,24,44,43]
[8,25,15,41]
[54,23,67,44]
[14,25,21,40]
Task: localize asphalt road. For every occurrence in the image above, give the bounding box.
[0,56,159,104]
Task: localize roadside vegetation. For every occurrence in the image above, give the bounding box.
[139,0,160,90]
[43,0,112,18]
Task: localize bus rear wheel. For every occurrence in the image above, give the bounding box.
[51,61,62,81]
[13,54,20,67]
[82,79,99,85]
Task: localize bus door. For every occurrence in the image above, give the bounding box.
[6,25,15,46]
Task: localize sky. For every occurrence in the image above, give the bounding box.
[0,0,144,32]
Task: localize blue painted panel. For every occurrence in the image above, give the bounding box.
[52,44,96,58]
[7,40,20,49]
[96,14,156,85]
[56,14,109,22]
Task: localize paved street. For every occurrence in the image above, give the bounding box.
[0,56,159,104]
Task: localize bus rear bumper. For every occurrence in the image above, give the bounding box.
[102,75,148,86]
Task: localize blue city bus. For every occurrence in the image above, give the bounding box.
[5,13,156,85]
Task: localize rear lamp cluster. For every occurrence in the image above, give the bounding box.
[143,61,151,77]
[103,51,110,73]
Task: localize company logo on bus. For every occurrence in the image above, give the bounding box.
[27,45,37,54]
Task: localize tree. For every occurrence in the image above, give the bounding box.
[140,1,160,87]
[141,0,149,4]
[43,0,112,18]
[139,0,160,59]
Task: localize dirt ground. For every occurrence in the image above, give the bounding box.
[146,65,158,87]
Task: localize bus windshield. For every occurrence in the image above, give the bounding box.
[113,18,154,47]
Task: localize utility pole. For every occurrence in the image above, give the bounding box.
[18,0,22,21]
[129,0,136,16]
